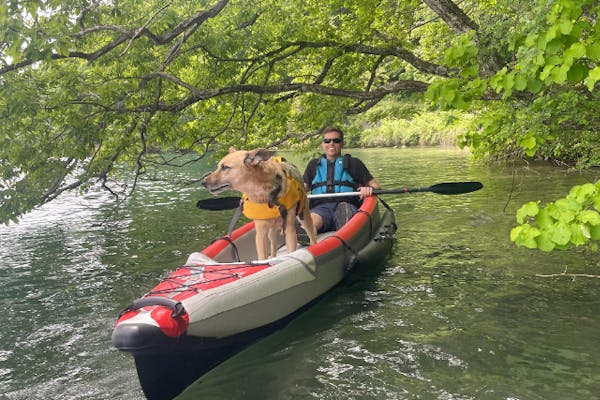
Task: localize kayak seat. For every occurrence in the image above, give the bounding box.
[334,202,357,230]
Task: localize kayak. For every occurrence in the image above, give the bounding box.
[112,195,396,399]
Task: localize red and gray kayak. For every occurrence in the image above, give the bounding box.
[112,195,396,399]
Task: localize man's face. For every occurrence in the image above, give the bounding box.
[321,131,343,159]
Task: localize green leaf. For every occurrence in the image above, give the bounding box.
[535,53,545,66]
[490,67,507,92]
[546,54,562,66]
[545,39,562,55]
[535,35,547,50]
[568,42,587,58]
[581,224,591,239]
[545,25,559,42]
[568,183,596,204]
[540,64,554,81]
[536,230,556,252]
[590,225,600,240]
[579,210,600,225]
[441,87,456,103]
[461,64,479,78]
[550,222,572,245]
[502,74,515,91]
[594,191,600,211]
[584,66,600,91]
[567,62,588,82]
[516,201,540,223]
[518,135,537,150]
[587,41,600,61]
[558,20,573,35]
[553,198,579,222]
[570,224,588,246]
[514,75,527,91]
[511,224,541,249]
[527,78,543,93]
[525,33,538,47]
[535,208,555,228]
[550,65,568,84]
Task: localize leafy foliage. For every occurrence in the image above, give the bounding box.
[0,0,434,223]
[511,182,600,251]
[0,0,598,259]
[451,0,600,169]
[420,0,600,251]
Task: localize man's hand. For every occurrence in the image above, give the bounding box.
[358,186,374,199]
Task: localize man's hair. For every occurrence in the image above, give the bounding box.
[322,127,344,142]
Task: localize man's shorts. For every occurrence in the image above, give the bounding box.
[311,202,358,233]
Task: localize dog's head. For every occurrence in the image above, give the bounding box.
[201,147,280,198]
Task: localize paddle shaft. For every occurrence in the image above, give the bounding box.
[309,182,483,198]
[310,188,414,198]
[196,182,483,211]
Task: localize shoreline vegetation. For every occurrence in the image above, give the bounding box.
[343,98,471,149]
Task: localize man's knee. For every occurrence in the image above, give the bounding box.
[311,212,323,231]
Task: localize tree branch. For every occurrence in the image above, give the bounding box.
[536,265,600,280]
[421,0,477,34]
[422,0,503,75]
[536,273,600,279]
[129,79,429,113]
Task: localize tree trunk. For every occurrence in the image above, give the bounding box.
[422,0,477,34]
[422,0,503,75]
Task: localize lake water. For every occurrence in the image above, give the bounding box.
[1,147,599,400]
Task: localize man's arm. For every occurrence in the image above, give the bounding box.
[366,178,380,190]
[303,159,316,191]
[350,158,380,198]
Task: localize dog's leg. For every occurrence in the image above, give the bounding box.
[284,206,298,254]
[254,220,270,260]
[268,224,278,258]
[300,203,318,245]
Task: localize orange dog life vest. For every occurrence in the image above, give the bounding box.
[241,161,307,220]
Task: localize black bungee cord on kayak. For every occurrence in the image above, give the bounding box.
[148,264,269,296]
[329,234,359,273]
[328,196,395,272]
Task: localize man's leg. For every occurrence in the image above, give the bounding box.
[310,203,338,233]
[310,211,324,232]
[335,202,358,229]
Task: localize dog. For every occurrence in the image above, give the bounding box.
[201,147,317,260]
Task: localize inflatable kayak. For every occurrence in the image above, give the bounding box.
[112,195,396,399]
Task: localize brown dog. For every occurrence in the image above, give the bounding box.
[201,148,317,260]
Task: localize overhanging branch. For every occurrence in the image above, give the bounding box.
[129,80,430,113]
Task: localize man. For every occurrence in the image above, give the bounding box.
[303,127,380,233]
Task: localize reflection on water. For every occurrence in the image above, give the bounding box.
[1,147,599,400]
[0,191,143,399]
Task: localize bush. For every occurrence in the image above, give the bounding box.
[345,98,471,148]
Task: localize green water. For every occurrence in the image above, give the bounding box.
[1,147,599,400]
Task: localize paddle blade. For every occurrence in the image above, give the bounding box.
[428,181,483,195]
[196,196,242,210]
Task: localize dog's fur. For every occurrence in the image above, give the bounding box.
[201,148,317,260]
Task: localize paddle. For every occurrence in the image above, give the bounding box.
[196,181,483,211]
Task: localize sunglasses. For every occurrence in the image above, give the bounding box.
[322,138,342,144]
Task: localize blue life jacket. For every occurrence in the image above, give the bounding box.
[310,155,356,194]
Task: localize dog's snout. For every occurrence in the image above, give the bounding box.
[200,171,212,187]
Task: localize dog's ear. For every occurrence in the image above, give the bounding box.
[228,147,237,153]
[244,148,273,166]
